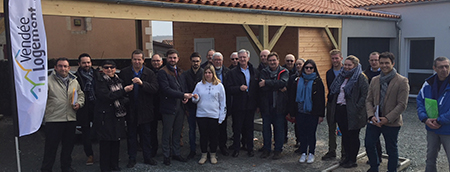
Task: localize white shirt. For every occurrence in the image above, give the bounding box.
[192,81,226,123]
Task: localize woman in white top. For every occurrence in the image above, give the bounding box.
[192,65,226,165]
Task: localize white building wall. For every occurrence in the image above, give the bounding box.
[341,19,397,58]
[373,1,450,76]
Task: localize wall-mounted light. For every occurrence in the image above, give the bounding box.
[74,19,81,26]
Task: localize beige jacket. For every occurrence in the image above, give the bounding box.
[45,71,84,122]
[365,73,409,127]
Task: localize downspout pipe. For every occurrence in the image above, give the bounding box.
[395,20,402,72]
[94,0,401,22]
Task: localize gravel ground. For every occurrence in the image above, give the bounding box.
[1,99,449,172]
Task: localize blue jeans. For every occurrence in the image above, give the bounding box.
[187,108,197,152]
[262,108,285,152]
[296,112,319,154]
[365,124,400,172]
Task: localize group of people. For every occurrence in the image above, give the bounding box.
[40,47,450,172]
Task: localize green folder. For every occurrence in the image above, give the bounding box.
[425,98,439,119]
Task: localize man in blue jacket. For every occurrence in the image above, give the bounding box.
[417,56,450,172]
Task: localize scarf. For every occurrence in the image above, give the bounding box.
[80,68,96,101]
[329,64,362,98]
[102,74,127,117]
[215,66,223,82]
[379,68,397,114]
[56,73,70,90]
[296,72,316,112]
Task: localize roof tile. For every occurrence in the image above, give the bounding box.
[154,0,401,18]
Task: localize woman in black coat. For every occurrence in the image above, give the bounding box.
[94,61,133,172]
[288,59,325,164]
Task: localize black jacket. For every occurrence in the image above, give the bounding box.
[75,67,100,120]
[157,65,186,114]
[149,65,163,120]
[288,74,326,117]
[94,74,127,141]
[118,66,159,124]
[225,63,260,111]
[182,68,204,110]
[326,67,341,102]
[259,66,289,115]
[217,66,232,112]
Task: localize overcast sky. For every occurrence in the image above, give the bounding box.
[152,21,173,36]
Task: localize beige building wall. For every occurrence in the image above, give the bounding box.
[44,16,136,60]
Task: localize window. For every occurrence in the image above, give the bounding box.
[408,39,435,95]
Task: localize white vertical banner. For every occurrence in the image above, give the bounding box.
[9,0,48,137]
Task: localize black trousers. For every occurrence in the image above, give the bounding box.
[99,140,120,171]
[232,110,255,151]
[197,117,219,153]
[149,119,159,157]
[336,105,361,163]
[41,121,76,172]
[77,100,95,157]
[218,115,228,149]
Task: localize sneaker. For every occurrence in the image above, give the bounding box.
[299,153,307,163]
[321,152,336,160]
[86,155,94,165]
[306,153,314,164]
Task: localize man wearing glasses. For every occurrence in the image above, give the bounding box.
[212,52,232,156]
[149,53,164,157]
[229,52,239,69]
[283,54,296,75]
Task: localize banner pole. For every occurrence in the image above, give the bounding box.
[4,0,22,171]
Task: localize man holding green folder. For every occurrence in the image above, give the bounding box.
[417,56,450,172]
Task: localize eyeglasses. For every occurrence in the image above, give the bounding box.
[286,60,294,63]
[304,66,314,70]
[231,58,238,61]
[103,66,115,69]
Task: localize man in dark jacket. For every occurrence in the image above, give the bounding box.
[158,49,193,165]
[322,49,345,161]
[119,49,159,167]
[226,49,259,158]
[229,52,239,69]
[257,49,270,71]
[282,54,296,75]
[200,49,215,69]
[259,52,289,160]
[149,53,165,157]
[182,52,204,159]
[212,52,231,156]
[75,53,99,165]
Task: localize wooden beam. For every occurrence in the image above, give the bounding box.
[324,25,339,49]
[338,28,342,50]
[0,18,5,34]
[242,24,264,51]
[268,24,287,51]
[263,25,269,49]
[0,0,342,28]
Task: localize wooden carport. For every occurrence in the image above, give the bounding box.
[0,0,398,72]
